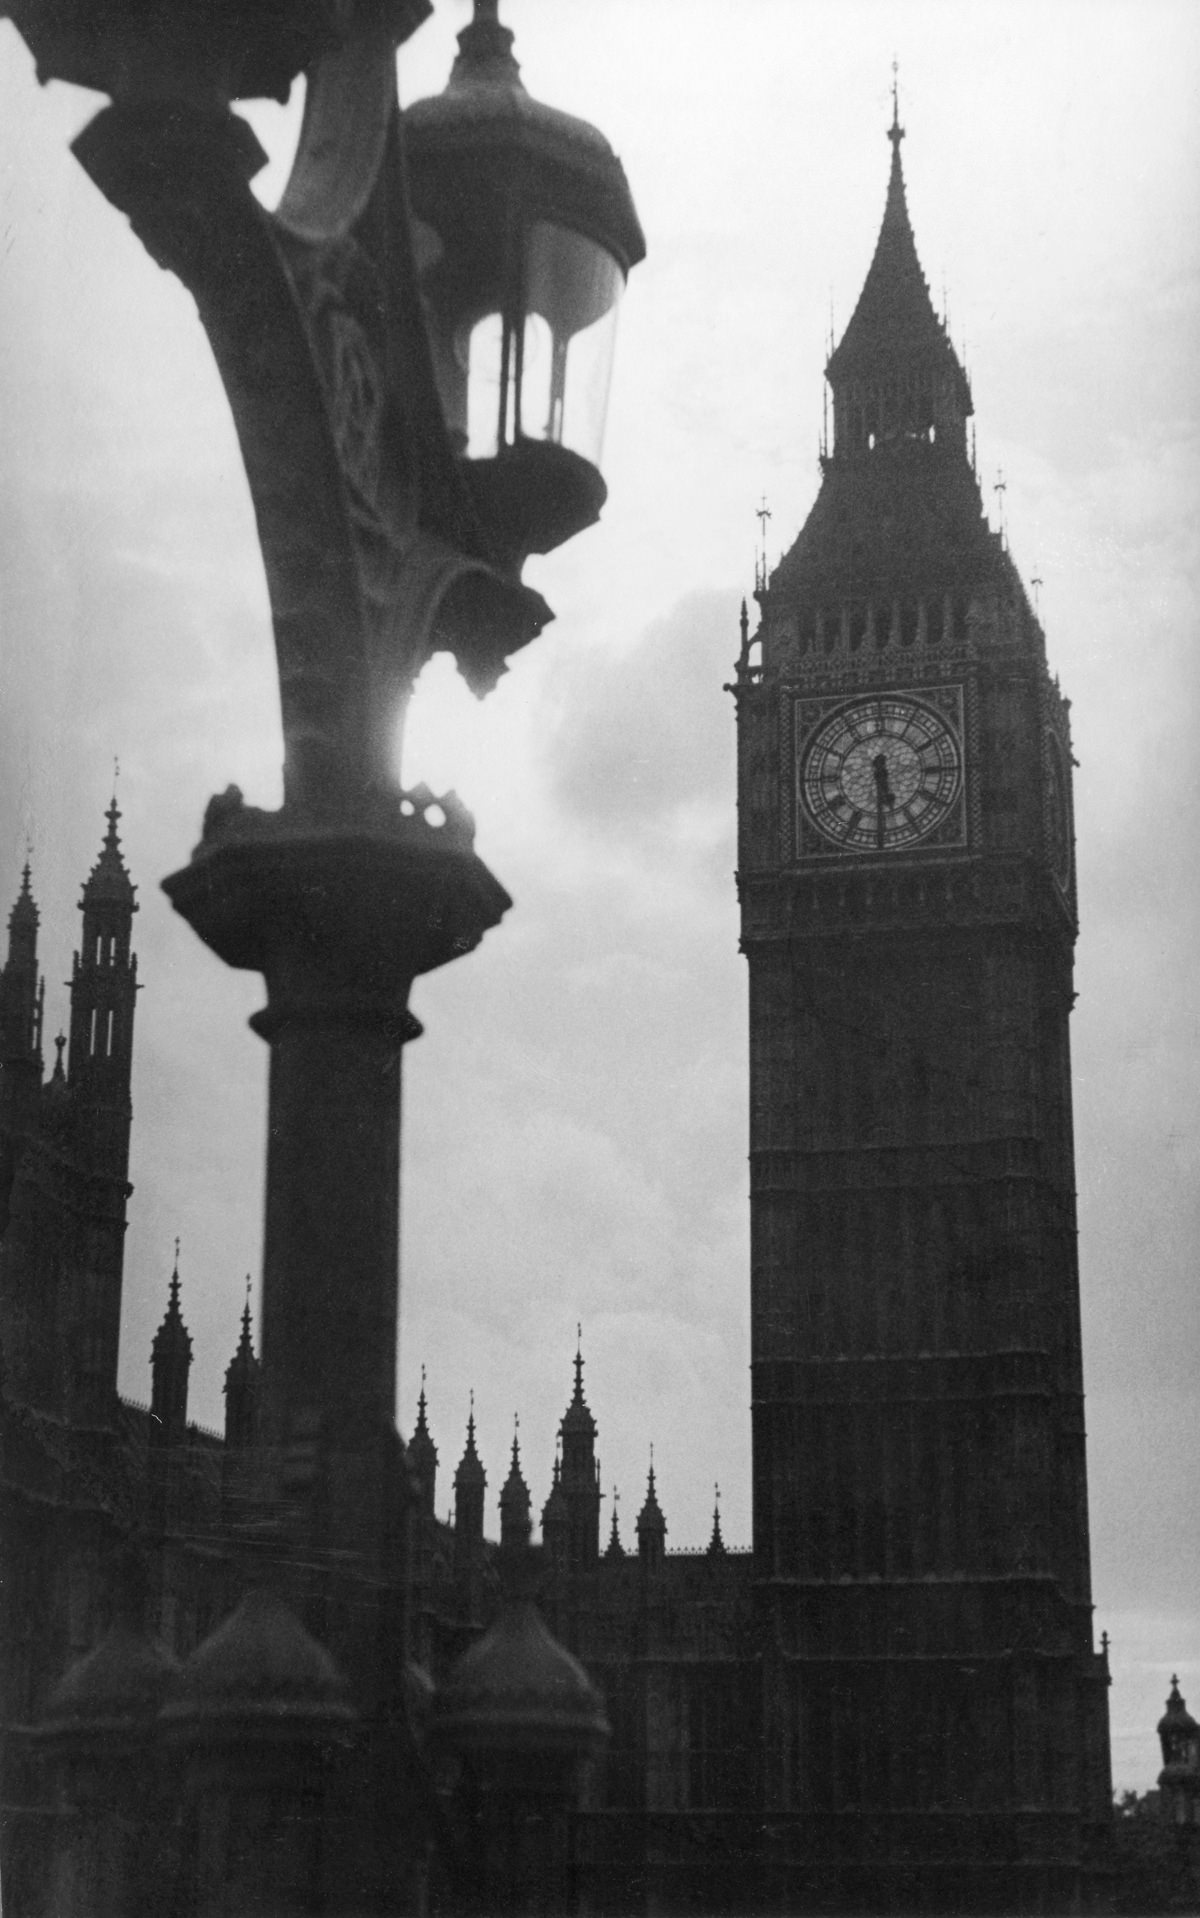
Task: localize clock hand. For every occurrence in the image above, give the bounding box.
[872,751,894,847]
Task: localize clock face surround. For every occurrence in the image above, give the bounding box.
[798,691,964,855]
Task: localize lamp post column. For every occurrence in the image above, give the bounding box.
[164,800,510,1680]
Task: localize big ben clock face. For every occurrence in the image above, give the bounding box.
[797,692,964,854]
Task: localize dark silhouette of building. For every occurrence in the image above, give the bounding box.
[731,91,1111,1909]
[0,105,1113,1916]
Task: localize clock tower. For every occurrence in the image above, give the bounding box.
[734,101,1111,1910]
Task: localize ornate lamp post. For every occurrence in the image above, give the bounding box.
[7,0,642,1906]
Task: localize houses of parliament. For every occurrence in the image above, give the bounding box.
[0,104,1113,1915]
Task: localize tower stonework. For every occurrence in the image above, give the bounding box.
[734,109,1111,1911]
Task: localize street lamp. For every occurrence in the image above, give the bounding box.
[405,0,646,569]
[7,1,643,1908]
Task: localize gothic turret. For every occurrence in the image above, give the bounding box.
[498,1420,531,1552]
[0,860,45,1232]
[706,1485,726,1560]
[0,861,44,1071]
[541,1453,568,1569]
[636,1459,666,1572]
[453,1398,486,1587]
[558,1333,601,1573]
[604,1487,625,1563]
[67,798,138,1180]
[1157,1677,1200,1825]
[150,1247,192,1441]
[223,1282,259,1449]
[408,1368,438,1518]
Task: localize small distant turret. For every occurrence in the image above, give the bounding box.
[558,1330,601,1573]
[707,1484,726,1560]
[150,1244,192,1441]
[0,859,44,1069]
[636,1457,666,1572]
[67,798,138,1184]
[0,859,45,1233]
[408,1366,438,1518]
[223,1280,260,1450]
[1158,1676,1200,1825]
[604,1486,625,1563]
[454,1396,486,1591]
[499,1418,531,1552]
[541,1452,568,1570]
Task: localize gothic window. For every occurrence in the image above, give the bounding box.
[926,595,945,646]
[899,602,919,648]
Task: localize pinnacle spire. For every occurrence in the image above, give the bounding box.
[81,792,136,911]
[707,1481,726,1557]
[889,59,904,155]
[561,1326,596,1439]
[825,91,965,404]
[605,1484,625,1560]
[151,1240,192,1430]
[236,1276,254,1359]
[9,856,37,931]
[455,1392,485,1485]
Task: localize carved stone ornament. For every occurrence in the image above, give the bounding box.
[19,11,551,819]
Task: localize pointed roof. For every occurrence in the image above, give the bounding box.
[455,1395,486,1487]
[604,1486,625,1562]
[81,797,137,911]
[151,1243,192,1365]
[224,1279,258,1385]
[826,91,968,406]
[7,859,39,943]
[636,1458,666,1537]
[560,1328,596,1438]
[541,1452,567,1532]
[707,1483,726,1558]
[409,1365,438,1467]
[499,1420,530,1511]
[1159,1676,1199,1740]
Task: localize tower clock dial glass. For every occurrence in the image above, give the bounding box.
[800,696,961,852]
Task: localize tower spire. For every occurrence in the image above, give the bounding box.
[823,94,973,464]
[408,1364,439,1517]
[889,59,904,154]
[151,1240,193,1437]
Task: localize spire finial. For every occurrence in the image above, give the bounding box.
[993,468,1008,546]
[171,1237,181,1301]
[53,1031,66,1078]
[241,1273,252,1330]
[418,1361,428,1412]
[573,1326,585,1401]
[755,496,772,595]
[104,779,121,849]
[889,59,904,152]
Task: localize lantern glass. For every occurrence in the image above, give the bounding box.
[420,219,623,470]
[521,222,622,464]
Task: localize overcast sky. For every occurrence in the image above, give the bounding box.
[1,0,1197,1793]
